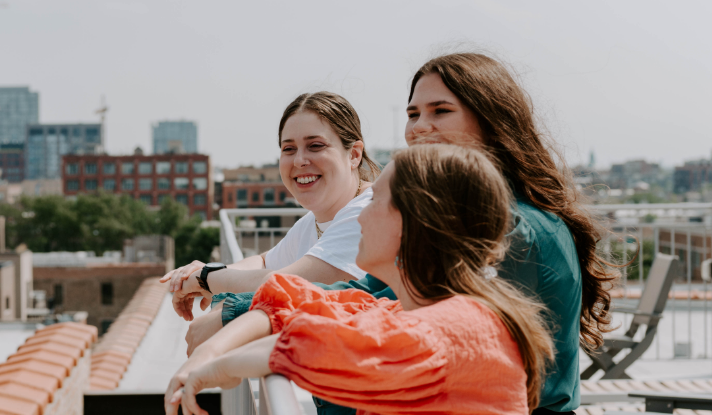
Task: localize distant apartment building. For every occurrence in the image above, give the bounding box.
[600,159,667,190]
[0,143,24,182]
[0,87,39,144]
[221,164,294,208]
[674,156,712,193]
[62,152,213,219]
[152,120,198,154]
[25,123,103,180]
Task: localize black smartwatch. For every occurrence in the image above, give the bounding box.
[196,262,226,293]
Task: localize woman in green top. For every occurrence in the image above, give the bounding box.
[209,53,618,414]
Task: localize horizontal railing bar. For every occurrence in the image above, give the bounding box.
[588,202,712,211]
[225,208,309,216]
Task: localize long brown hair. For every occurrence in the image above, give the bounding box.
[278,92,380,181]
[409,52,617,350]
[391,144,554,412]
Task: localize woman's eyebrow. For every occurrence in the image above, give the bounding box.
[407,100,456,112]
[281,135,325,144]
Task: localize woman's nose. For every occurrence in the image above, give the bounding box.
[411,116,433,135]
[294,148,310,167]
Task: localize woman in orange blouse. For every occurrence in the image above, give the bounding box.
[165,144,554,415]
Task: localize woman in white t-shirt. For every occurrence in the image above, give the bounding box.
[159,92,380,346]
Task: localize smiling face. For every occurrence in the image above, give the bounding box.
[405,73,484,145]
[279,111,363,220]
[356,163,402,286]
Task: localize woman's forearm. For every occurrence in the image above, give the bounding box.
[197,309,272,357]
[208,268,273,294]
[227,254,266,271]
[213,334,277,380]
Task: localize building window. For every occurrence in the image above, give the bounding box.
[193,194,206,206]
[139,178,152,190]
[263,188,275,204]
[101,282,113,305]
[279,191,287,202]
[174,177,189,190]
[156,162,171,174]
[121,162,134,174]
[175,162,189,174]
[121,178,134,191]
[85,179,98,191]
[194,210,206,220]
[138,162,152,175]
[4,297,9,310]
[139,194,153,204]
[66,180,79,191]
[54,284,63,306]
[193,161,207,174]
[252,191,259,202]
[157,178,171,190]
[103,179,116,191]
[237,189,247,203]
[175,194,188,205]
[66,163,79,175]
[103,163,116,174]
[158,194,170,204]
[84,163,97,175]
[192,177,207,190]
[100,319,113,335]
[227,192,233,202]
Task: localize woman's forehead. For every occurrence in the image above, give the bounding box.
[281,111,337,143]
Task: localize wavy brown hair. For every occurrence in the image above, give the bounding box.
[278,91,380,182]
[391,144,554,412]
[409,52,618,350]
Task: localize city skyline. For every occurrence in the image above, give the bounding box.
[1,1,710,170]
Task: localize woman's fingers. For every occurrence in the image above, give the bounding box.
[182,376,209,415]
[172,261,205,292]
[164,374,187,415]
[159,268,175,284]
[199,296,211,311]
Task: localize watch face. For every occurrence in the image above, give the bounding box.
[206,262,225,269]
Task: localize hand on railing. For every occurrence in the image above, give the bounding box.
[165,344,227,415]
[160,260,206,293]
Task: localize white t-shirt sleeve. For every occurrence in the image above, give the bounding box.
[264,213,313,270]
[305,188,371,280]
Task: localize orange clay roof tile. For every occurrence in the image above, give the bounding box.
[0,395,40,415]
[90,369,122,383]
[90,355,129,368]
[88,376,118,390]
[7,351,75,370]
[23,333,88,351]
[91,349,132,362]
[36,322,98,342]
[15,343,82,361]
[34,327,94,345]
[0,370,59,395]
[90,361,126,374]
[0,383,50,413]
[0,361,68,384]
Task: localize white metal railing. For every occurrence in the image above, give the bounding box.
[219,208,306,415]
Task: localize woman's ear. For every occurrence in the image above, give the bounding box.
[350,141,364,168]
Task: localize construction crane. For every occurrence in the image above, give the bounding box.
[95,95,108,152]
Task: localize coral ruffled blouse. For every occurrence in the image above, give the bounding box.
[249,274,529,415]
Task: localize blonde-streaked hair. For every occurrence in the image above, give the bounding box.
[391,144,554,412]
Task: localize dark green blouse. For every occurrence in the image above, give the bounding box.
[213,198,582,412]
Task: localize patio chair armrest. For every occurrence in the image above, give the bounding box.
[629,391,712,412]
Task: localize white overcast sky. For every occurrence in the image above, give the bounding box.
[1,0,710,170]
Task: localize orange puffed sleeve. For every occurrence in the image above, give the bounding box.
[249,273,401,333]
[268,299,449,411]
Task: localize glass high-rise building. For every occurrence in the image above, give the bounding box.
[0,87,39,144]
[152,121,198,154]
[25,124,103,180]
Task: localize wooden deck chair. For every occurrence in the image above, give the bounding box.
[581,253,680,380]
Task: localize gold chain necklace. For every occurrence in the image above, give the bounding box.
[316,179,362,239]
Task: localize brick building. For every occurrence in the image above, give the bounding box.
[674,157,712,194]
[221,164,295,208]
[62,152,213,220]
[33,263,166,332]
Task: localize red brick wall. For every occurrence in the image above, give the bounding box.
[221,182,293,208]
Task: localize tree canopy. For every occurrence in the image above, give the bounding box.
[0,192,219,267]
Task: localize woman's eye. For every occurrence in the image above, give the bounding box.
[407,112,419,119]
[309,144,325,150]
[435,108,452,114]
[281,147,296,153]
